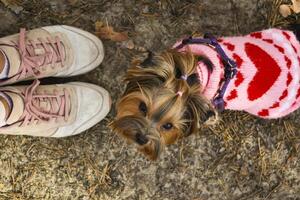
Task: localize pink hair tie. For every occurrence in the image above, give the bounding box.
[177,91,183,97]
[181,74,188,81]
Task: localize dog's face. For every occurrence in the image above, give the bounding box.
[110,50,218,160]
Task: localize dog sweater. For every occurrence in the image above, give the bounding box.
[179,29,300,119]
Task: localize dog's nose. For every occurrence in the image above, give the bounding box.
[135,132,149,145]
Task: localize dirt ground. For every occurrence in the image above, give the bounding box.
[0,0,299,199]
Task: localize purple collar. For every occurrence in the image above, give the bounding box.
[175,33,238,111]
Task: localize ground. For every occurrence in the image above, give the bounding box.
[0,0,299,199]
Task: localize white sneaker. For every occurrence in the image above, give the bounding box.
[0,25,104,85]
[0,80,111,137]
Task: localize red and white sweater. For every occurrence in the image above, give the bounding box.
[179,29,300,119]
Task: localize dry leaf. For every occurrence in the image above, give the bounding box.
[120,40,135,49]
[279,0,300,18]
[291,0,300,13]
[240,164,249,176]
[67,0,78,5]
[0,0,22,6]
[94,21,129,42]
[279,4,292,18]
[95,21,104,31]
[0,0,23,14]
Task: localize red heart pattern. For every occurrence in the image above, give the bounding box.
[245,43,281,101]
[198,29,300,118]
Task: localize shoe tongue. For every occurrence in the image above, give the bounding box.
[5,92,24,125]
[0,46,21,78]
[0,28,65,79]
[4,86,63,125]
[24,29,66,65]
[37,97,60,114]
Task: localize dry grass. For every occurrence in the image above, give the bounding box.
[0,0,299,199]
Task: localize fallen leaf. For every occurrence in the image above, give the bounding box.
[95,21,104,31]
[291,0,300,13]
[0,0,21,6]
[279,0,300,18]
[0,0,23,14]
[67,0,78,5]
[119,40,135,49]
[94,21,129,42]
[240,164,249,176]
[279,4,292,18]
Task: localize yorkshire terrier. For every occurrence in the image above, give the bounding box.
[110,26,300,160]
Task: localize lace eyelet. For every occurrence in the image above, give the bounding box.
[15,29,65,80]
[20,80,70,126]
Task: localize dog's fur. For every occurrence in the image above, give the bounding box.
[110,50,219,160]
[110,24,300,160]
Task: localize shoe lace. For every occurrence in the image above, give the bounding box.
[11,28,66,80]
[19,80,71,126]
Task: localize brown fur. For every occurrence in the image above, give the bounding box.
[110,50,218,160]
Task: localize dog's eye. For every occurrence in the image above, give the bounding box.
[139,102,147,116]
[162,123,173,131]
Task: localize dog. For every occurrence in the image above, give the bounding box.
[110,27,300,160]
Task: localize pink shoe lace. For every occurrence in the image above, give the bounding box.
[11,28,66,80]
[19,80,71,126]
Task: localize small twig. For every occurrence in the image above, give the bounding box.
[263,181,282,200]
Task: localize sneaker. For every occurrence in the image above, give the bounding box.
[0,25,104,85]
[0,80,111,137]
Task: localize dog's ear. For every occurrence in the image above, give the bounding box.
[182,94,204,136]
[140,51,156,68]
[197,55,214,73]
[186,73,200,86]
[182,105,197,137]
[182,94,218,136]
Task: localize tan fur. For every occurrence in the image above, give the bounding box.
[110,50,218,160]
